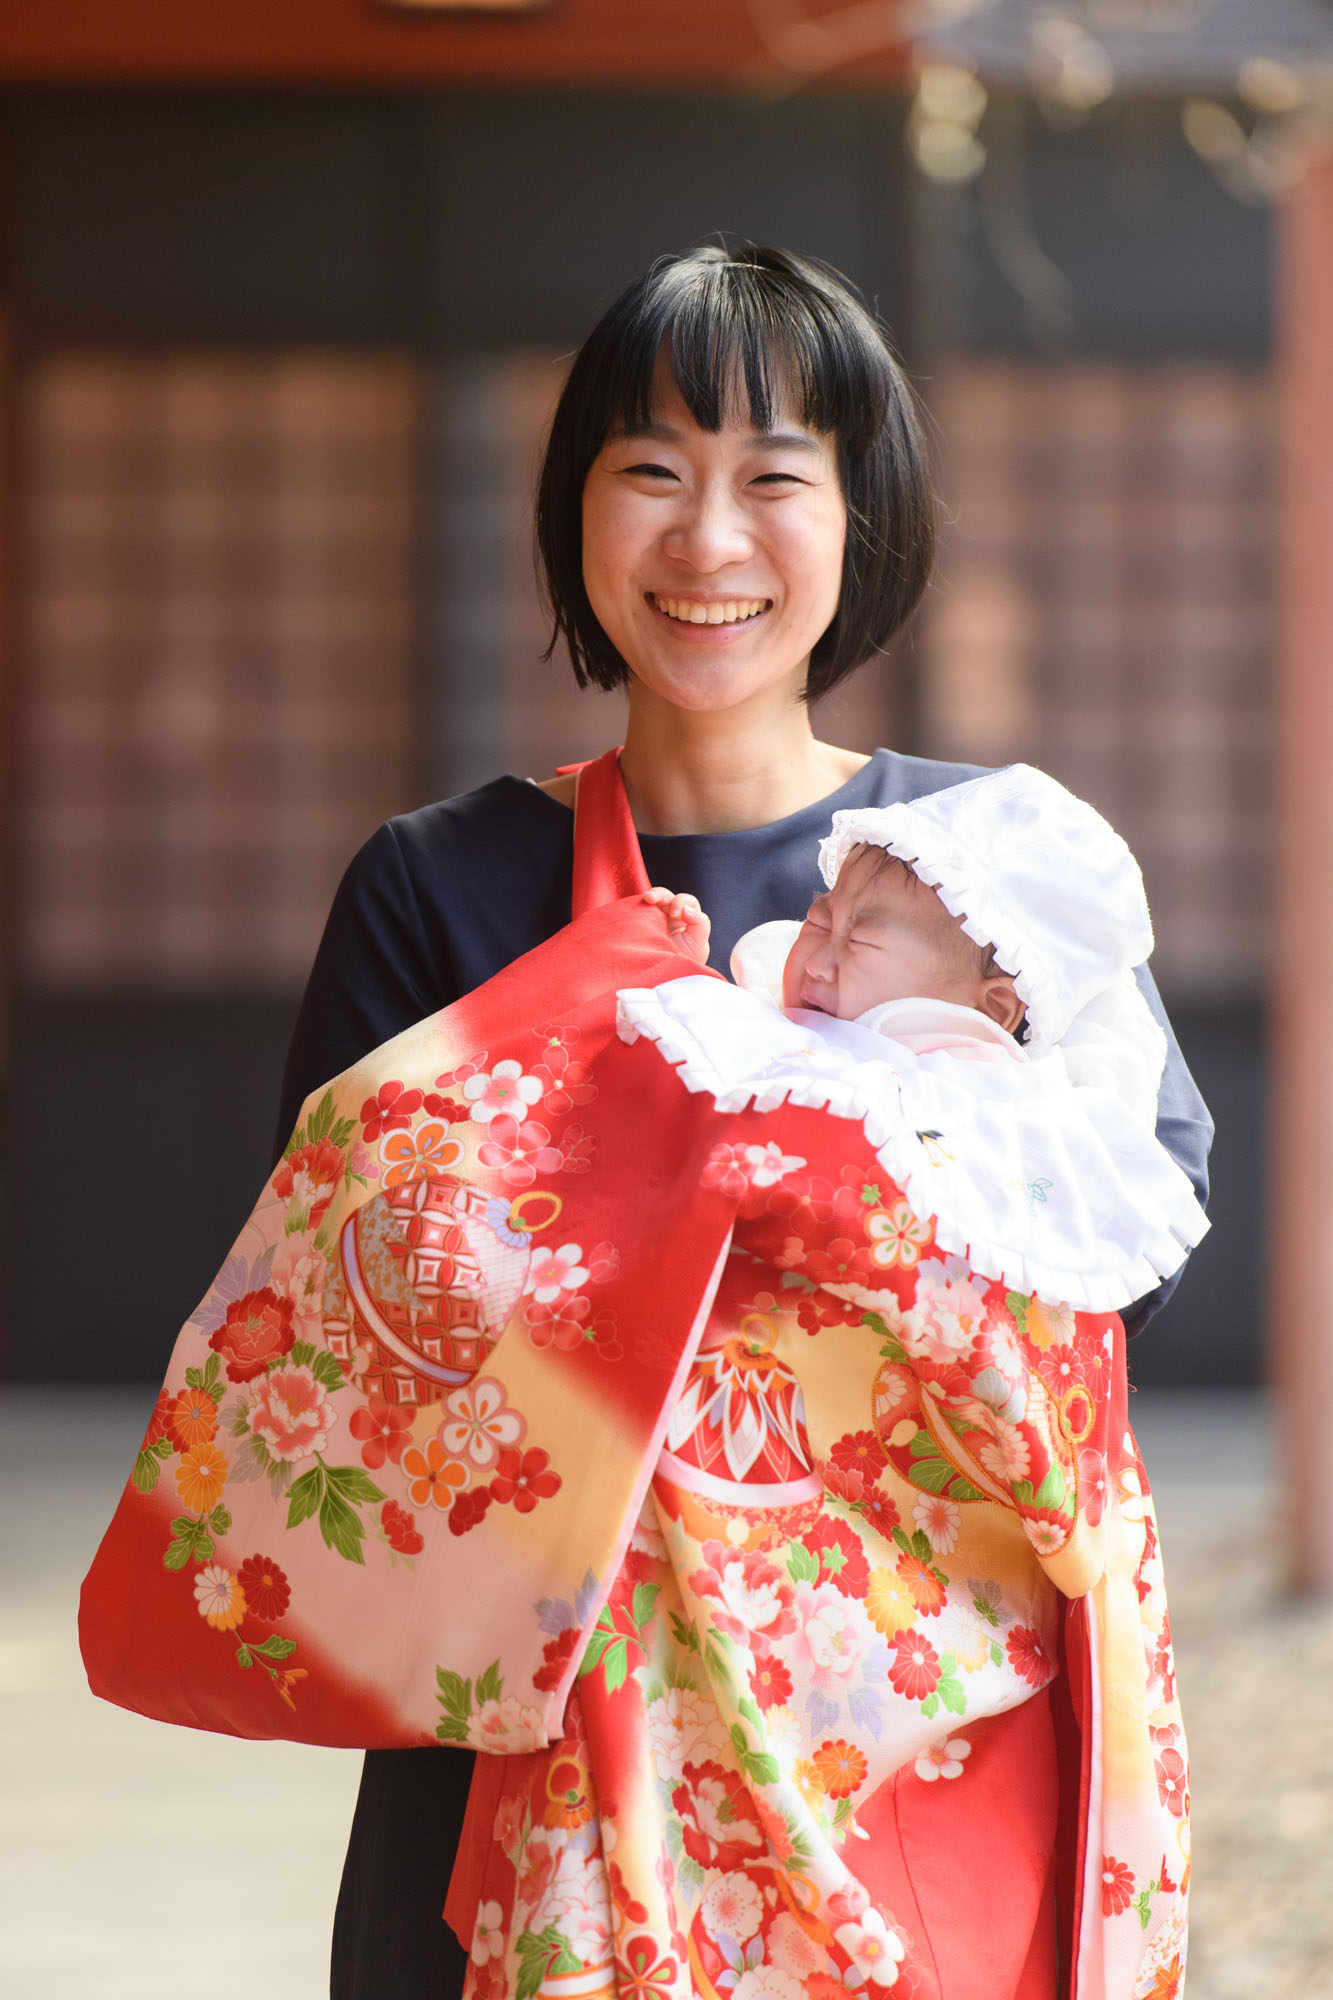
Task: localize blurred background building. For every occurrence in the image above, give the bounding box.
[0,0,1319,1395]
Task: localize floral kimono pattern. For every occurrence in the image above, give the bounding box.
[80,752,1189,2000]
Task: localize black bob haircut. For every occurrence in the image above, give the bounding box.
[536,243,936,700]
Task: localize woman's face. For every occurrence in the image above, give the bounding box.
[580,369,846,716]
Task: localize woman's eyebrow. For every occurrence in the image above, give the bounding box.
[611,422,822,454]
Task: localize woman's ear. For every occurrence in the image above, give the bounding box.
[978,976,1025,1035]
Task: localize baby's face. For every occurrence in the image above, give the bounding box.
[782,846,986,1021]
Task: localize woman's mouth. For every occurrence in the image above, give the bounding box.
[647,594,771,626]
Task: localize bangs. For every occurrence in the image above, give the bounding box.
[603,251,885,446]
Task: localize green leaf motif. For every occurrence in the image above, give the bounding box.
[861,1311,908,1363]
[736,1696,762,1731]
[1030,1461,1069,1511]
[436,1668,473,1716]
[132,1449,163,1495]
[669,1613,700,1653]
[1132,1890,1152,1933]
[729,1723,748,1759]
[743,1750,781,1786]
[475,1659,503,1705]
[319,1488,366,1564]
[578,1630,614,1677]
[185,1364,203,1392]
[920,1692,940,1720]
[286,1466,324,1530]
[1005,1291,1030,1334]
[909,1528,933,1563]
[290,1340,316,1369]
[162,1536,193,1572]
[515,1927,563,2000]
[435,1715,470,1744]
[630,1581,660,1631]
[602,1638,629,1694]
[210,1505,232,1536]
[307,1091,337,1144]
[786,1542,820,1584]
[324,1464,386,1506]
[937,1674,967,1717]
[906,1452,958,1498]
[250,1635,298,1662]
[236,1645,253,1669]
[284,1124,307,1161]
[990,1641,1005,1667]
[311,1349,348,1394]
[330,1115,357,1150]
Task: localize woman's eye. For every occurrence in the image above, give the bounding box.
[622,461,676,480]
[751,471,804,489]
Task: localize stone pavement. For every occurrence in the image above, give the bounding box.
[1,1386,1330,1999]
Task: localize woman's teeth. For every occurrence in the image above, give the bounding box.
[650,595,768,625]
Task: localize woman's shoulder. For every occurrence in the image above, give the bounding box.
[863,747,994,805]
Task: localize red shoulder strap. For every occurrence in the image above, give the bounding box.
[568,747,650,916]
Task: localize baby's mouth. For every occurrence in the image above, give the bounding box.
[648,593,771,626]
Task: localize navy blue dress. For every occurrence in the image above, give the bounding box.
[276,749,1213,1999]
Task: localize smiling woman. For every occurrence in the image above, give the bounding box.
[269,243,1214,1998]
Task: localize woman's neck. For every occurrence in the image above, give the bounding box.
[617,691,870,836]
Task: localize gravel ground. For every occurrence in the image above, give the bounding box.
[1134,1392,1333,2000]
[2,1386,1329,1999]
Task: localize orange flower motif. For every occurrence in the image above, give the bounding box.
[865,1565,916,1638]
[1140,1957,1184,2000]
[865,1200,933,1270]
[193,1563,246,1630]
[792,1757,827,1810]
[896,1549,948,1615]
[543,1751,595,1829]
[402,1438,468,1511]
[379,1121,464,1188]
[812,1739,869,1799]
[169,1387,219,1452]
[175,1441,227,1513]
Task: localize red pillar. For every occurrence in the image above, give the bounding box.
[1274,140,1333,1593]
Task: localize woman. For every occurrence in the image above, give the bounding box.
[274,245,1211,1997]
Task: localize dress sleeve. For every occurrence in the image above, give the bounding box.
[273,820,458,1161]
[1124,961,1214,1335]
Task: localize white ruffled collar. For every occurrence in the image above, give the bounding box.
[616,976,1207,1313]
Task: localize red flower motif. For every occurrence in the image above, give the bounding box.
[477,1115,562,1190]
[586,1241,620,1284]
[1006,1625,1052,1688]
[671,1760,764,1872]
[797,1290,852,1336]
[447,1486,494,1537]
[804,1236,876,1287]
[752,1653,794,1710]
[619,1931,679,2000]
[557,1124,597,1175]
[381,1499,424,1555]
[532,1627,580,1692]
[1155,1747,1188,1818]
[857,1485,902,1538]
[526,1295,623,1360]
[812,1738,869,1799]
[141,1389,175,1450]
[271,1137,344,1223]
[359,1079,424,1144]
[809,1518,870,1599]
[1077,1446,1109,1527]
[897,1550,948,1616]
[831,1430,888,1479]
[1101,1856,1135,1917]
[348,1395,415,1470]
[823,1463,865,1504]
[209,1287,296,1382]
[421,1092,470,1122]
[889,1633,942,1701]
[491,1447,560,1513]
[236,1554,291,1623]
[533,1040,597,1114]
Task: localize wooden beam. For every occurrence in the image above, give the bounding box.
[1274,137,1333,1593]
[0,0,911,88]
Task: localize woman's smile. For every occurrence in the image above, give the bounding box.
[646,592,772,630]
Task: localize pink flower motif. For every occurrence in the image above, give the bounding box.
[834,1909,906,1986]
[348,1394,414,1469]
[477,1115,562,1189]
[915,1736,971,1782]
[523,1241,589,1303]
[438,1376,524,1471]
[913,1493,961,1554]
[586,1240,620,1284]
[1078,1446,1109,1526]
[247,1365,338,1463]
[1006,1624,1052,1688]
[1155,1747,1189,1818]
[700,1143,753,1200]
[464,1059,544,1124]
[688,1541,797,1647]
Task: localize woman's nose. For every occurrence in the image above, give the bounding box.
[664,483,752,572]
